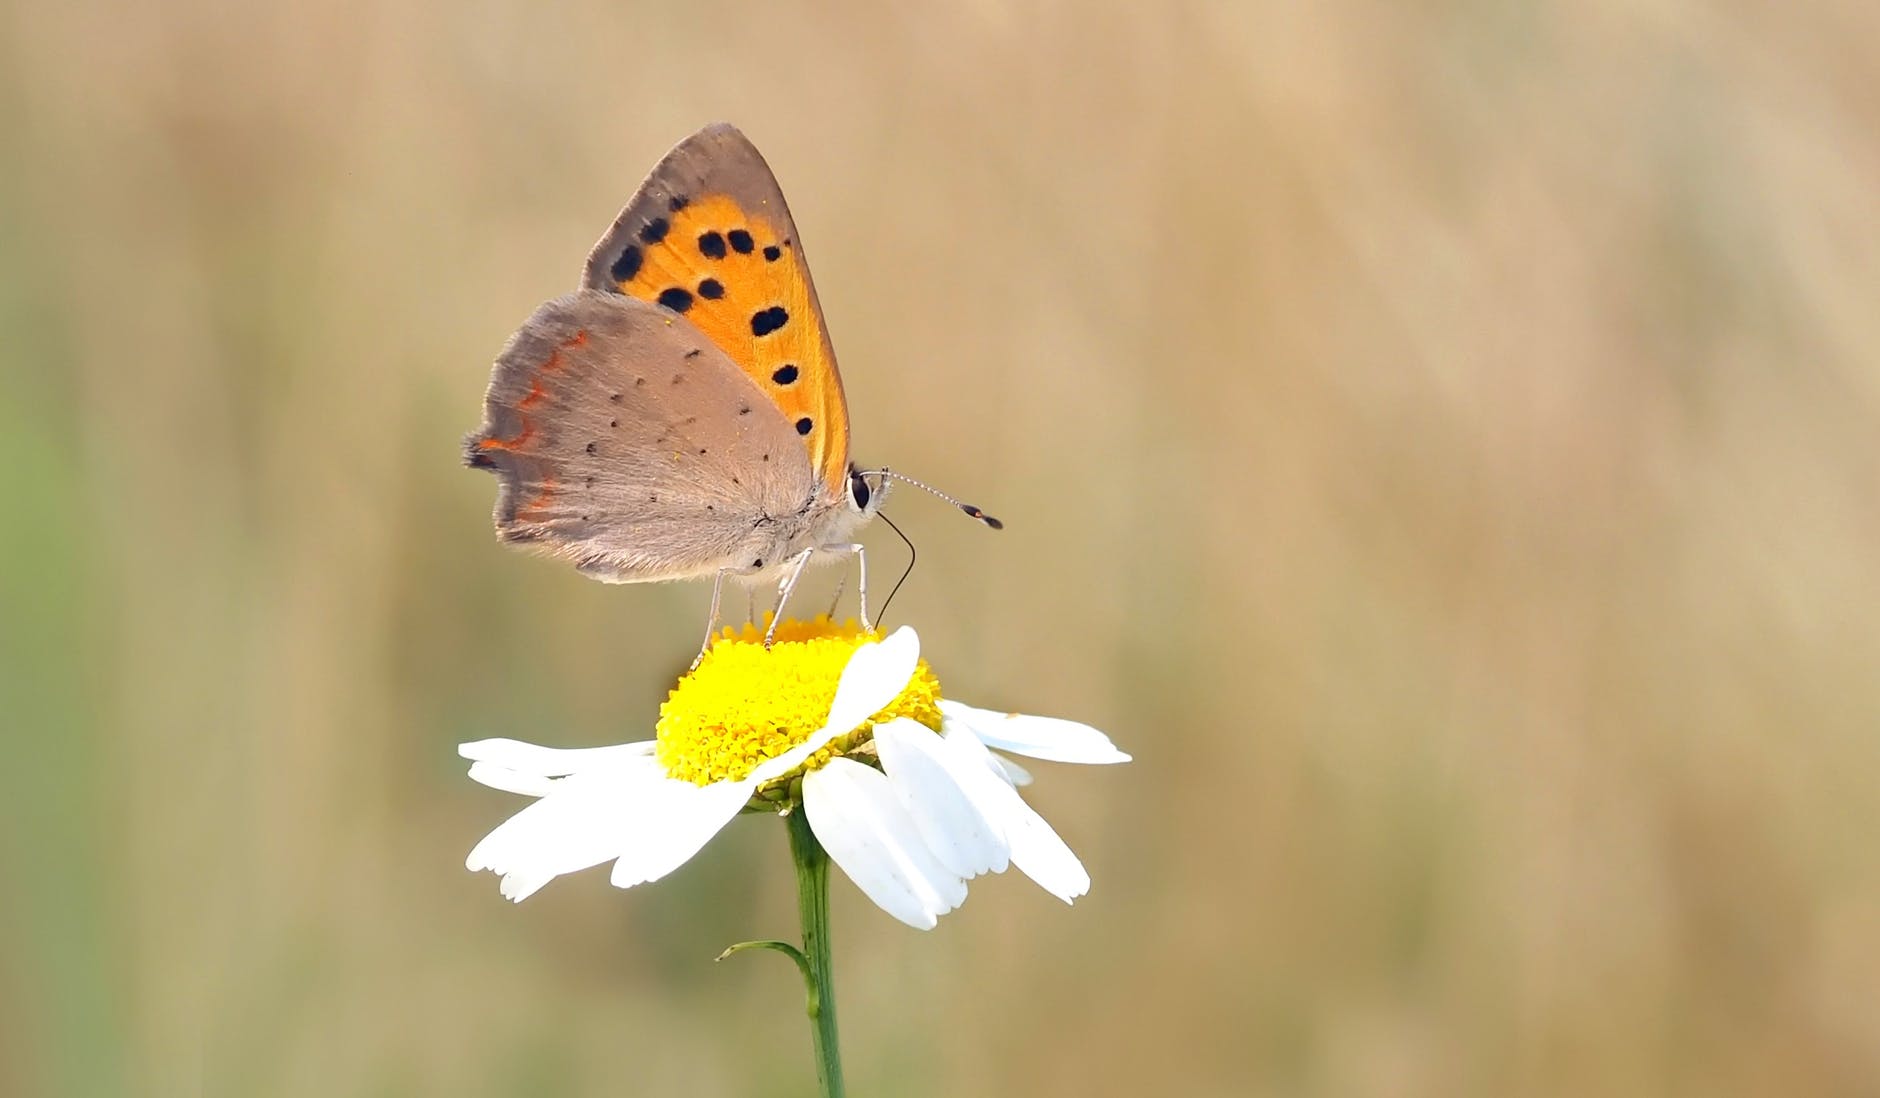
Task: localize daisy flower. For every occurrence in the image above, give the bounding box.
[460,618,1129,929]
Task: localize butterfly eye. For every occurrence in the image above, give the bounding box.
[848,469,872,511]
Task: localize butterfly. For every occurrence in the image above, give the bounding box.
[465,124,998,649]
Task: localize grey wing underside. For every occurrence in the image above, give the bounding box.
[465,290,818,582]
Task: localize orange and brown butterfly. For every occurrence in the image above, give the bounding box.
[465,124,997,623]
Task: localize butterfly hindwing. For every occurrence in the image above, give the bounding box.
[581,123,850,499]
[466,291,819,582]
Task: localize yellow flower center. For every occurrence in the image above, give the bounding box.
[656,616,942,788]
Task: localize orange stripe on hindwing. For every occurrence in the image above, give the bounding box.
[477,329,589,453]
[516,474,558,520]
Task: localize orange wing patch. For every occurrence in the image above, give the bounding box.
[601,194,848,491]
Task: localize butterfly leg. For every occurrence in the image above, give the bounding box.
[816,545,870,630]
[764,548,819,647]
[825,567,848,622]
[848,544,872,632]
[693,567,735,670]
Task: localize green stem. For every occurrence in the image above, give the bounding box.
[787,806,846,1098]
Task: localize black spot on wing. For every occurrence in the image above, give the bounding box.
[640,218,670,245]
[658,287,694,312]
[698,231,726,259]
[772,363,798,385]
[668,194,690,212]
[795,417,813,436]
[697,278,724,299]
[751,306,789,336]
[763,244,781,262]
[610,245,642,282]
[728,229,754,254]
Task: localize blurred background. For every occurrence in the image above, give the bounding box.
[4,1,1878,1095]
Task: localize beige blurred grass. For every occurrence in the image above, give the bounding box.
[3,1,1879,1095]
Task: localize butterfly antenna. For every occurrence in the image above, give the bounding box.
[864,469,1004,530]
[876,511,918,627]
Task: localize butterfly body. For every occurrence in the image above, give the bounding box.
[467,124,886,596]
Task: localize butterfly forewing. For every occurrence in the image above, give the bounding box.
[466,291,818,582]
[581,123,851,498]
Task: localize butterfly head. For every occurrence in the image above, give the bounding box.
[848,467,1004,531]
[847,464,889,519]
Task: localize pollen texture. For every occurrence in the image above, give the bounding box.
[656,616,942,787]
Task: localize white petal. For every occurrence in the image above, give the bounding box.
[466,761,559,797]
[498,871,555,902]
[991,755,1034,787]
[606,777,752,888]
[465,757,667,899]
[822,627,921,740]
[803,758,966,930]
[942,726,1091,903]
[874,719,1009,878]
[458,737,656,777]
[939,701,1130,764]
[997,795,1090,903]
[739,626,923,789]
